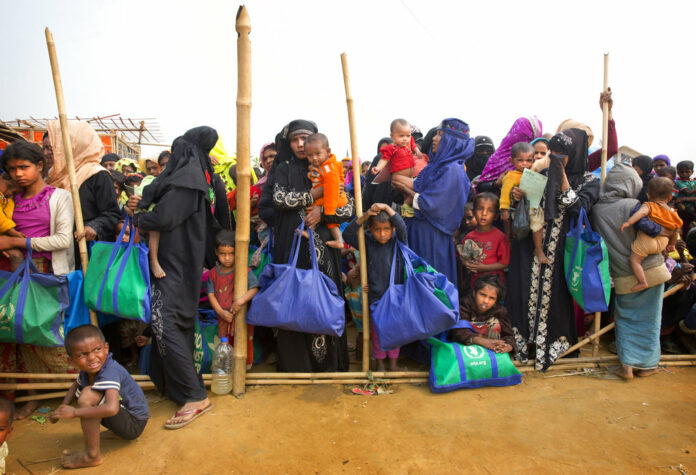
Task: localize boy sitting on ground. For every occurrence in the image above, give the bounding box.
[50,325,149,469]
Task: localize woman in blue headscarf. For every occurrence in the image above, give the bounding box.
[392,118,474,287]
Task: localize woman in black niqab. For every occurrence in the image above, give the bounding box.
[632,155,654,203]
[130,125,220,427]
[257,119,354,372]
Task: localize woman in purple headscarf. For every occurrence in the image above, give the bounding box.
[476,116,543,188]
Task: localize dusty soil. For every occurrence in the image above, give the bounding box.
[5,365,696,474]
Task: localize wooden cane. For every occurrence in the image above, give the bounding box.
[600,53,610,188]
[232,5,252,397]
[45,28,97,326]
[341,53,371,371]
[592,311,601,356]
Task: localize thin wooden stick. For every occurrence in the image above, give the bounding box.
[592,311,601,356]
[45,27,97,326]
[559,322,615,359]
[600,52,610,187]
[233,5,252,397]
[341,52,371,371]
[245,379,428,385]
[14,391,65,403]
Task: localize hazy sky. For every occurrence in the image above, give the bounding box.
[2,0,695,164]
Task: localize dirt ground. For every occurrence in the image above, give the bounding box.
[5,364,696,474]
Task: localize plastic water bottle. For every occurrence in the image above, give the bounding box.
[210,337,233,395]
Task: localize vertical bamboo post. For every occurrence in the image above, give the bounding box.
[340,53,371,371]
[45,28,97,326]
[594,53,610,355]
[600,53,610,187]
[233,5,251,397]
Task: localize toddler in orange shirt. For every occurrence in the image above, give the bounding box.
[621,177,682,292]
[305,133,348,249]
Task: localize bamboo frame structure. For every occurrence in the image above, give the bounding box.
[233,5,252,397]
[45,28,97,326]
[340,53,371,370]
[5,355,696,398]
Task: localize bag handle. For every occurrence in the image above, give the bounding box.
[397,241,415,277]
[306,225,320,272]
[566,207,589,283]
[288,220,306,268]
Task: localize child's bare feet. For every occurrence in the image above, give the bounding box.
[635,368,660,377]
[534,248,550,265]
[62,449,103,469]
[326,239,344,249]
[297,229,310,239]
[151,260,166,279]
[630,281,649,292]
[14,400,40,420]
[614,364,634,381]
[387,357,404,372]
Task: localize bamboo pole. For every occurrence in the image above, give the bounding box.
[341,52,371,371]
[45,28,97,326]
[233,5,252,397]
[600,53,610,187]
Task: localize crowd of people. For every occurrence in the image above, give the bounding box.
[1,89,696,468]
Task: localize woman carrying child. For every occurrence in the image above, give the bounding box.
[392,118,475,288]
[507,129,600,370]
[125,126,220,429]
[258,120,354,373]
[0,141,75,419]
[591,160,671,379]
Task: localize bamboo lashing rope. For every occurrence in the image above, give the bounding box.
[233,4,252,397]
[45,28,97,326]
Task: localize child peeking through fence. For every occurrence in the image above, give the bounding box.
[449,274,515,354]
[207,230,259,369]
[50,325,149,469]
[344,203,407,371]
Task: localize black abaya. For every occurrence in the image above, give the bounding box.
[262,155,353,372]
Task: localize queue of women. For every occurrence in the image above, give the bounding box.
[0,87,690,429]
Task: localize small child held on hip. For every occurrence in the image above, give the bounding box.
[126,175,167,279]
[500,142,549,264]
[304,133,349,249]
[371,119,421,215]
[50,325,149,469]
[0,398,14,475]
[0,171,26,270]
[621,177,683,292]
[343,203,407,371]
[461,193,510,290]
[449,274,515,354]
[207,230,259,369]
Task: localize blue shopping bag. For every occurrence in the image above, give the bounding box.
[64,271,91,335]
[370,241,459,351]
[564,207,611,313]
[0,239,69,347]
[247,220,345,336]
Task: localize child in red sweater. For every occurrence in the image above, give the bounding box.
[460,193,510,291]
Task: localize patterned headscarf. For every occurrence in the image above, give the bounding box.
[478,116,542,183]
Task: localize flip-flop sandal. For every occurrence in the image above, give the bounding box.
[351,387,377,396]
[164,403,214,430]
